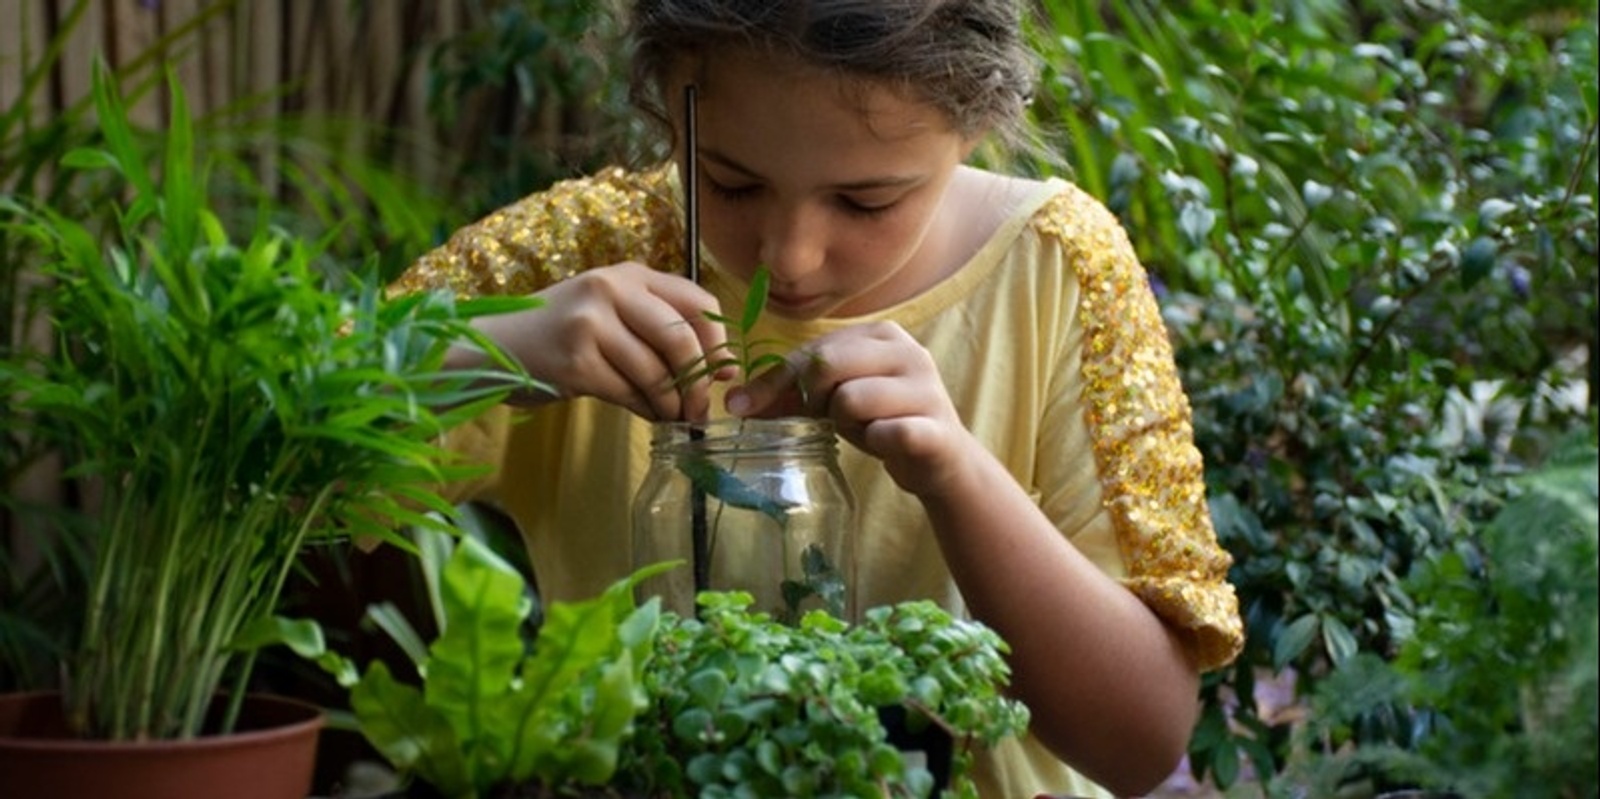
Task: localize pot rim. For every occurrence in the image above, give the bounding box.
[0,690,324,752]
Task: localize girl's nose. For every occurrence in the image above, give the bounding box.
[758,204,826,281]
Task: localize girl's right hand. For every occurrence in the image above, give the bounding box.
[469,262,730,421]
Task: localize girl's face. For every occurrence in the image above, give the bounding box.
[680,48,978,320]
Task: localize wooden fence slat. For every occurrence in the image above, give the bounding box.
[370,1,401,122]
[163,0,203,114]
[3,0,518,192]
[403,1,441,183]
[286,0,319,113]
[0,0,36,111]
[57,0,104,113]
[107,0,162,125]
[246,0,279,194]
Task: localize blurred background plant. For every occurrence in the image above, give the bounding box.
[1016,0,1599,793]
[4,0,1596,794]
[1285,431,1597,798]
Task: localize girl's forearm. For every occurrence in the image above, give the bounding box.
[916,440,1199,796]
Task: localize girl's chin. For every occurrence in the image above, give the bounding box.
[765,295,829,319]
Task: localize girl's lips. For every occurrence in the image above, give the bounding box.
[766,291,820,311]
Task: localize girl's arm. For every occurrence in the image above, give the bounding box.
[726,321,1214,796]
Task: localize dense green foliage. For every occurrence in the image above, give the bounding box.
[4,0,1596,792]
[1020,0,1598,791]
[294,532,667,797]
[0,63,537,739]
[1290,434,1598,797]
[302,527,1028,799]
[622,594,1028,799]
[421,0,642,219]
[0,1,473,692]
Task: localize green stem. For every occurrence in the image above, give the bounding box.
[220,649,258,734]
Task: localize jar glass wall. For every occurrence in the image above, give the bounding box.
[631,417,857,623]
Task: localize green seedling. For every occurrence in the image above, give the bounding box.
[675,264,789,389]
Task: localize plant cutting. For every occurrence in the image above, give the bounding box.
[0,61,536,797]
[294,525,1030,799]
[635,264,854,623]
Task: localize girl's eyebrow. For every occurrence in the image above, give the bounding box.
[699,148,924,191]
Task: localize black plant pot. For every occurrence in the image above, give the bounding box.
[880,704,954,791]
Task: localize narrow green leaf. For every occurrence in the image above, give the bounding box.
[365,602,431,671]
[88,59,148,192]
[161,68,199,261]
[740,264,770,333]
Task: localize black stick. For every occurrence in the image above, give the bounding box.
[684,84,709,599]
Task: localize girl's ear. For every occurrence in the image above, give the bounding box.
[958,132,988,162]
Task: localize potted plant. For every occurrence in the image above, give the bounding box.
[294,521,1030,799]
[0,62,537,799]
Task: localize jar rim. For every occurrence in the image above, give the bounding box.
[648,416,838,452]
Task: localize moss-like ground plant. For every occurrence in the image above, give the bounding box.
[620,592,1030,799]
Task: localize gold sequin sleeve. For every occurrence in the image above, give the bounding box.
[1033,190,1244,672]
[386,166,686,505]
[391,166,686,298]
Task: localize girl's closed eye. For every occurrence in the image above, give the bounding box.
[838,195,897,218]
[706,177,761,202]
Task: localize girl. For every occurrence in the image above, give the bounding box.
[394,1,1243,795]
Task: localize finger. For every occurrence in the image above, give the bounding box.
[726,348,817,418]
[617,273,730,420]
[825,374,936,434]
[635,268,730,366]
[594,326,683,420]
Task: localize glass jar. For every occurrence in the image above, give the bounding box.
[632,417,856,623]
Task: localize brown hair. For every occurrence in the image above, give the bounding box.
[625,0,1039,152]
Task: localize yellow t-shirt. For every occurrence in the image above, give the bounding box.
[394,166,1244,798]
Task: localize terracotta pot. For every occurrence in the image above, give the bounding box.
[0,690,323,799]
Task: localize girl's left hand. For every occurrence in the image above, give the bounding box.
[723,321,974,498]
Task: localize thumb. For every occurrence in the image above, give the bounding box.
[725,354,813,419]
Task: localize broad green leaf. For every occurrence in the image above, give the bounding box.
[230,615,360,688]
[425,536,532,747]
[351,662,473,798]
[505,565,673,782]
[1321,615,1359,666]
[414,525,458,633]
[1274,614,1319,670]
[1209,738,1241,788]
[1459,237,1498,289]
